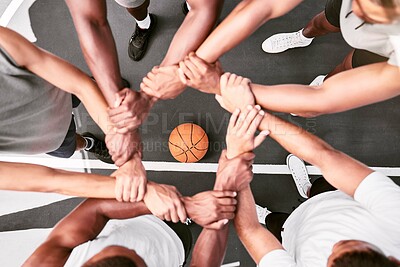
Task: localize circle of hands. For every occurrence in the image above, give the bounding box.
[105,52,270,230]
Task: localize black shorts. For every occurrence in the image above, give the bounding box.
[46,95,81,158]
[46,115,77,158]
[324,0,388,67]
[165,221,193,265]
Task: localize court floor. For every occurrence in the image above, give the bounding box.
[0,0,399,266]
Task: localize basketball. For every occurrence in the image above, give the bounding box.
[169,123,209,163]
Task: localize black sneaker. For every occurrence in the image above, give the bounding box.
[82,132,114,164]
[128,13,158,61]
[181,1,189,15]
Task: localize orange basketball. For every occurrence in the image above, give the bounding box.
[169,123,209,163]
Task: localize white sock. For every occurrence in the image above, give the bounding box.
[300,28,314,41]
[186,1,191,11]
[136,13,151,29]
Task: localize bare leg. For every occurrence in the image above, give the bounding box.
[302,11,340,38]
[126,0,150,21]
[326,49,355,78]
[75,134,86,151]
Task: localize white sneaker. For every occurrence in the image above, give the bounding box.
[309,75,327,86]
[256,204,271,225]
[262,29,314,54]
[286,154,312,199]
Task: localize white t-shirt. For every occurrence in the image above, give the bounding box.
[340,0,400,66]
[64,215,185,267]
[259,172,400,267]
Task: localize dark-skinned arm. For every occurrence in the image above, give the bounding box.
[23,199,151,267]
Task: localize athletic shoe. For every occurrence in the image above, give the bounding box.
[128,13,158,61]
[256,204,271,225]
[82,132,114,164]
[309,75,327,86]
[262,29,314,54]
[286,154,311,199]
[181,1,189,15]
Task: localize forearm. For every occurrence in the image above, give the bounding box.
[190,226,229,267]
[160,3,222,66]
[0,162,116,198]
[196,0,301,63]
[66,0,122,105]
[252,63,400,117]
[259,113,372,195]
[234,186,282,264]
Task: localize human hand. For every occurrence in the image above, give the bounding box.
[140,65,186,100]
[183,190,237,229]
[177,52,223,95]
[226,105,269,159]
[215,72,255,113]
[144,182,187,223]
[105,130,142,166]
[215,150,255,192]
[111,154,147,202]
[107,89,156,133]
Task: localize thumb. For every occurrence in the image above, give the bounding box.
[254,130,270,148]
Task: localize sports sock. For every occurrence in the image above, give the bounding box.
[186,1,191,11]
[300,28,314,41]
[136,13,151,30]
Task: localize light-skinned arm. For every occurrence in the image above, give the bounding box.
[190,106,267,267]
[234,186,284,264]
[216,78,373,195]
[259,112,372,196]
[0,26,147,202]
[251,62,400,117]
[0,26,112,134]
[196,0,303,63]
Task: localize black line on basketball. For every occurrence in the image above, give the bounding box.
[193,132,207,147]
[169,141,186,157]
[177,127,191,151]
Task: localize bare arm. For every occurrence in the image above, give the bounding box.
[234,186,283,264]
[0,161,115,198]
[259,112,372,196]
[0,26,113,134]
[196,0,302,63]
[252,62,400,117]
[23,199,151,266]
[65,0,123,105]
[160,0,223,66]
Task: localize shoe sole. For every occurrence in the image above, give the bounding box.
[286,154,311,199]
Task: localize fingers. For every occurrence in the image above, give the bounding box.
[220,72,230,92]
[234,105,251,130]
[188,52,207,73]
[211,190,237,198]
[228,108,240,132]
[254,130,270,148]
[179,61,195,81]
[177,68,188,85]
[237,105,260,133]
[115,176,124,202]
[124,177,134,202]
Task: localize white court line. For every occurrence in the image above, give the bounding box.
[0,0,24,26]
[1,156,400,176]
